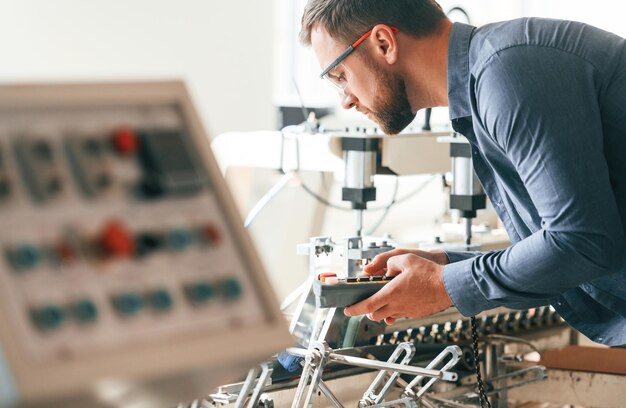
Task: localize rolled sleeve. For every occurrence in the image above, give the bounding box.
[444,250,482,264]
[443,258,497,316]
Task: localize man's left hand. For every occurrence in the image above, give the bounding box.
[343,254,453,325]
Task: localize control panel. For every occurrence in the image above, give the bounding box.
[313,273,395,308]
[0,82,290,405]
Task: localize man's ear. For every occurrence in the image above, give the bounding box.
[370,24,398,65]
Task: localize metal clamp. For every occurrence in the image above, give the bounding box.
[403,345,462,400]
[360,342,416,406]
[291,341,331,408]
[233,362,274,408]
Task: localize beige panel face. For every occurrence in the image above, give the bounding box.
[0,82,290,404]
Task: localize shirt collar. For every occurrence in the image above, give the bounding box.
[447,22,476,120]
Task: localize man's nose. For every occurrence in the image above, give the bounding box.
[340,91,357,110]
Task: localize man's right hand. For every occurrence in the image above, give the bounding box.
[362,248,449,277]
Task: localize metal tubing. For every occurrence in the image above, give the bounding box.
[246,363,273,408]
[291,354,315,408]
[362,342,416,405]
[303,350,326,407]
[327,353,458,381]
[318,380,344,408]
[405,345,462,399]
[235,366,261,408]
[285,347,457,381]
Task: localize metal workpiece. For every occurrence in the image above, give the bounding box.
[360,342,416,406]
[296,236,337,257]
[208,362,274,407]
[198,306,564,407]
[285,344,458,381]
[403,345,463,400]
[291,341,331,408]
[344,237,395,277]
[326,353,458,381]
[318,380,344,408]
[347,238,395,261]
[286,341,460,408]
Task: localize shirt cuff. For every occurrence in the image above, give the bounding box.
[444,250,483,264]
[442,258,496,316]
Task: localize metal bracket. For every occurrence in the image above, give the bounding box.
[403,345,462,400]
[291,341,331,408]
[232,362,274,408]
[360,342,416,406]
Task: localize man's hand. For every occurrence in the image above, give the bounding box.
[361,249,449,277]
[344,251,453,325]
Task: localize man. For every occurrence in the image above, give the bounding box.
[300,0,626,345]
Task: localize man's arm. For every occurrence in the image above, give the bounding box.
[443,45,626,316]
[444,250,482,263]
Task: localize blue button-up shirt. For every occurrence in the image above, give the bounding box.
[442,18,626,346]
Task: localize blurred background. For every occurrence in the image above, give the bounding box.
[1,2,625,407]
[0,0,624,137]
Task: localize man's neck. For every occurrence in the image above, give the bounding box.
[402,19,452,111]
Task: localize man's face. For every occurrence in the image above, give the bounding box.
[311,26,416,135]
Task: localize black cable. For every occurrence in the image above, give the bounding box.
[471,316,492,408]
[298,179,352,211]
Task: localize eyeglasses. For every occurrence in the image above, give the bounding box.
[319,26,399,94]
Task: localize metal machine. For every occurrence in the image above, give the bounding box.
[196,125,579,408]
[0,82,291,408]
[1,83,620,408]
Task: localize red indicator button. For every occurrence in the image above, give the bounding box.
[100,221,135,258]
[112,127,138,155]
[56,241,76,263]
[318,272,337,283]
[202,224,222,246]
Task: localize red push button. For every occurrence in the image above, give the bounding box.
[112,127,138,155]
[56,241,76,263]
[202,224,222,246]
[100,221,135,257]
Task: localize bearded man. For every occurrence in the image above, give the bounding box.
[300,0,626,346]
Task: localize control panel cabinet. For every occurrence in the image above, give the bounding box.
[0,82,290,406]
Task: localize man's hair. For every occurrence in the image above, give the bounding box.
[300,0,446,46]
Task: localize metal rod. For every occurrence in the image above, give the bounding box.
[464,217,472,247]
[235,366,261,408]
[285,348,458,381]
[303,352,326,407]
[355,209,363,237]
[316,307,337,343]
[292,354,315,408]
[328,353,457,381]
[318,380,344,408]
[246,363,272,408]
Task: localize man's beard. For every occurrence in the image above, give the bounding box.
[369,65,416,135]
